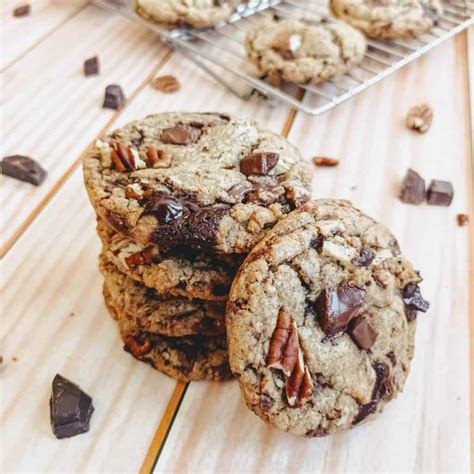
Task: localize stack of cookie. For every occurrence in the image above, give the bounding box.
[83,112,312,381]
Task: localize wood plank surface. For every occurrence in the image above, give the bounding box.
[154,34,472,474]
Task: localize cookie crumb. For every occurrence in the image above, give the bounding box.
[12,356,18,362]
[13,3,30,17]
[151,75,180,93]
[312,156,339,167]
[69,312,75,317]
[0,356,3,364]
[456,213,469,226]
[406,104,433,134]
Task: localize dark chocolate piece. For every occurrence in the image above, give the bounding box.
[314,285,365,335]
[399,169,425,205]
[239,152,279,176]
[348,316,376,350]
[103,84,125,110]
[160,124,202,145]
[351,248,375,267]
[310,235,324,254]
[1,155,47,185]
[402,282,429,321]
[426,180,454,207]
[353,363,388,424]
[145,198,186,224]
[13,3,30,17]
[50,374,94,439]
[84,56,99,76]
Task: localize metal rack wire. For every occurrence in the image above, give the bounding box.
[94,0,474,115]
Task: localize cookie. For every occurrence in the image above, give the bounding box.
[83,112,311,254]
[119,327,232,381]
[245,18,367,85]
[330,0,443,39]
[226,199,429,437]
[101,256,226,337]
[98,219,241,301]
[134,0,239,29]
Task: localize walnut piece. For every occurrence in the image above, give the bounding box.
[406,104,433,134]
[267,311,313,407]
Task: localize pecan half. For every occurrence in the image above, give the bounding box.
[151,75,180,93]
[267,311,313,407]
[146,146,172,168]
[124,335,151,357]
[111,143,136,172]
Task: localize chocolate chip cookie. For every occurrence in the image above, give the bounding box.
[134,0,239,29]
[330,0,443,39]
[119,327,232,381]
[98,219,241,301]
[83,113,311,254]
[245,18,367,85]
[101,256,226,337]
[226,199,429,437]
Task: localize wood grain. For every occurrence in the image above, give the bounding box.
[155,34,472,473]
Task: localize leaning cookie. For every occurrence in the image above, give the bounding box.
[98,219,242,301]
[101,256,226,337]
[83,112,311,254]
[245,18,367,85]
[226,199,429,437]
[330,0,442,40]
[134,0,239,29]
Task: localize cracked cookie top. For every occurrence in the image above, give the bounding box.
[245,18,367,85]
[330,0,443,39]
[226,199,429,437]
[83,112,311,254]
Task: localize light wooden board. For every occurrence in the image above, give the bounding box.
[155,34,472,474]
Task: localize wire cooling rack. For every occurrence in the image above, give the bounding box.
[94,0,474,115]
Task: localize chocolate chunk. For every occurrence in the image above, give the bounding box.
[351,248,375,267]
[84,56,99,76]
[353,363,388,424]
[1,155,47,185]
[426,180,454,207]
[310,235,324,254]
[315,286,365,335]
[144,197,186,224]
[103,84,125,110]
[348,316,376,350]
[104,210,130,236]
[50,374,94,439]
[457,213,469,226]
[402,282,429,321]
[399,169,425,204]
[160,124,202,145]
[239,152,279,176]
[13,4,30,17]
[305,427,327,437]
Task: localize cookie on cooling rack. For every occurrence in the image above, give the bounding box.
[330,0,443,39]
[245,18,367,85]
[226,199,429,437]
[134,0,240,29]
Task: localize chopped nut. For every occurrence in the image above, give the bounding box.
[125,183,144,200]
[151,75,180,93]
[146,146,172,168]
[124,335,151,357]
[111,144,137,172]
[456,213,469,226]
[124,247,156,270]
[313,156,339,167]
[285,348,313,408]
[406,104,433,134]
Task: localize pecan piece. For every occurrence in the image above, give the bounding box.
[124,246,156,270]
[124,335,151,357]
[312,156,339,167]
[151,75,180,93]
[146,146,172,168]
[286,348,313,408]
[111,143,136,172]
[406,104,433,134]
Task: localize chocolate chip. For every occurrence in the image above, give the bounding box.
[402,282,429,320]
[348,316,376,350]
[144,197,186,224]
[1,155,47,185]
[84,56,99,76]
[399,169,425,205]
[103,84,125,110]
[353,363,388,424]
[314,285,365,335]
[239,152,279,176]
[426,180,454,206]
[310,235,324,254]
[351,248,375,267]
[13,4,30,17]
[160,124,202,145]
[50,374,94,439]
[212,283,229,297]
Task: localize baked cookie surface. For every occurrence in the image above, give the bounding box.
[101,257,226,337]
[98,219,241,301]
[245,18,367,84]
[330,0,443,39]
[134,0,239,29]
[226,199,429,436]
[83,112,311,254]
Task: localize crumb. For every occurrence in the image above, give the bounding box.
[350,185,357,190]
[312,156,339,167]
[406,104,433,134]
[0,356,3,364]
[456,213,469,226]
[12,356,18,362]
[69,312,75,317]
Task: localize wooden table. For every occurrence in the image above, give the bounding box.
[1,1,473,472]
